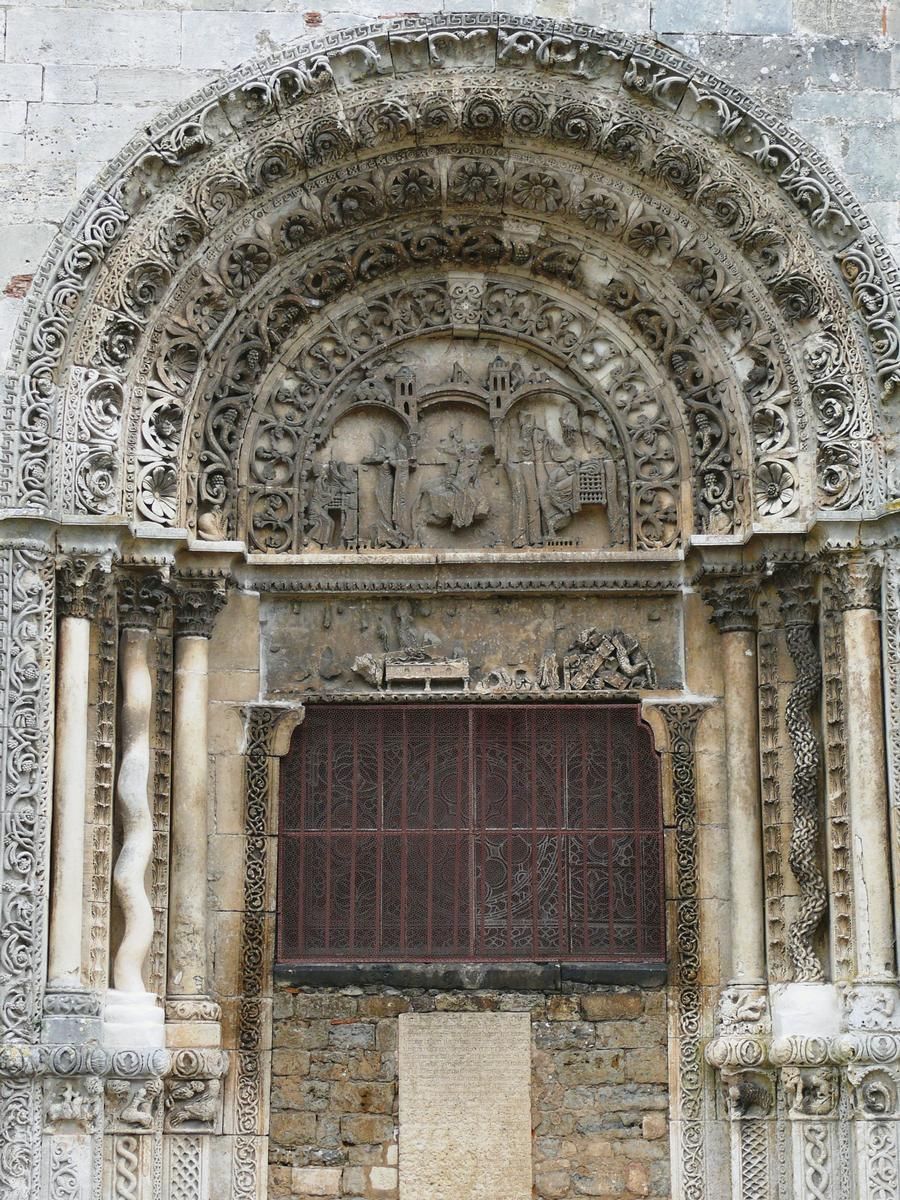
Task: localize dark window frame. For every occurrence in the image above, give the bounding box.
[276,703,666,970]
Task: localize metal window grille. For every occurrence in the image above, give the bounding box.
[277,704,664,963]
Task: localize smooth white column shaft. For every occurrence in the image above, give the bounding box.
[168,634,210,995]
[113,627,155,993]
[843,607,895,979]
[47,614,91,985]
[723,629,767,984]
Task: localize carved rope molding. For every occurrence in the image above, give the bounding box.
[4,14,895,521]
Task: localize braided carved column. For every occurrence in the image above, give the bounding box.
[776,564,827,985]
[104,567,168,1048]
[166,571,228,1047]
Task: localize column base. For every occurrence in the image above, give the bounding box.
[165,996,222,1047]
[104,989,165,1048]
[42,986,103,1043]
[771,981,840,1040]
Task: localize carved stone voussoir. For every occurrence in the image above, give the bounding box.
[697,567,761,633]
[116,566,171,630]
[56,554,111,619]
[825,550,882,612]
[172,570,229,638]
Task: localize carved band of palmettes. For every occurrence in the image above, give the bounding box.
[171,570,229,638]
[352,623,655,693]
[696,567,761,634]
[56,555,111,620]
[775,563,827,983]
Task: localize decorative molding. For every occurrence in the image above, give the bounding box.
[821,583,854,981]
[652,701,711,1200]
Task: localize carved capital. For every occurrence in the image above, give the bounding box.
[825,550,882,612]
[164,1048,228,1133]
[116,567,170,630]
[774,562,818,627]
[697,569,760,633]
[720,1069,775,1120]
[172,570,229,638]
[56,555,110,620]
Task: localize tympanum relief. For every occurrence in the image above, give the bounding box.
[251,344,628,553]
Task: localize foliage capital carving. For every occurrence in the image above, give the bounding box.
[697,568,760,633]
[172,570,229,638]
[116,566,170,631]
[56,555,110,620]
[773,560,819,628]
[825,549,882,612]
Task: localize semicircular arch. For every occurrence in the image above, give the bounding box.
[7,12,897,556]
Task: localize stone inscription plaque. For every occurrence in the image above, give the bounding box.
[398,1012,532,1200]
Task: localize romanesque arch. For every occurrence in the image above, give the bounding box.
[3,14,900,1200]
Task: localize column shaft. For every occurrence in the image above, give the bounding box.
[842,606,895,979]
[113,626,155,993]
[47,614,91,985]
[168,635,210,995]
[722,628,767,984]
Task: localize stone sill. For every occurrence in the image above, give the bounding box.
[273,962,668,990]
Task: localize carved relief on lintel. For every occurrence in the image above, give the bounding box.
[348,620,657,694]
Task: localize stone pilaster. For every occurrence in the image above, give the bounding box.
[166,572,228,1047]
[825,550,895,983]
[45,556,109,1043]
[698,567,766,987]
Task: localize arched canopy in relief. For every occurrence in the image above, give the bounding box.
[7,13,900,555]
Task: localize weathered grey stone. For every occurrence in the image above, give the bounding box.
[42,67,98,105]
[7,8,182,68]
[653,0,727,33]
[0,64,42,103]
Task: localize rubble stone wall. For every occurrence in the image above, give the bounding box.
[269,984,670,1200]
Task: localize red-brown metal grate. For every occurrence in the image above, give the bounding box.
[277,704,665,964]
